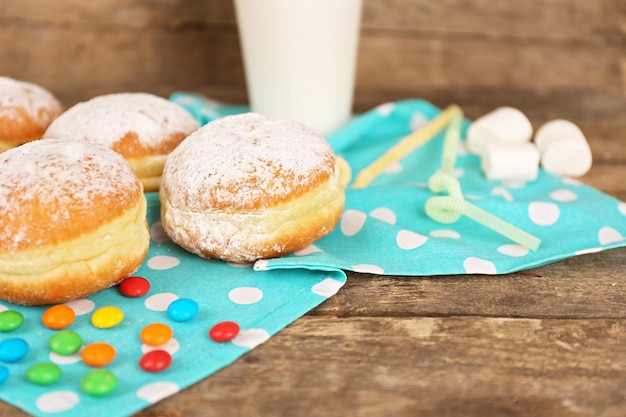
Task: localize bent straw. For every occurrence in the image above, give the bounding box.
[426,195,542,251]
[426,172,541,251]
[352,104,461,188]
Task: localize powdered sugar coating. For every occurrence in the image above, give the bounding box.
[161,112,336,211]
[0,76,62,127]
[43,93,199,153]
[0,139,142,250]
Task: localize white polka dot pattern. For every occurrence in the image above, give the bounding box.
[3,95,626,417]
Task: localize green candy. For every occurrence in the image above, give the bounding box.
[26,363,61,385]
[80,369,117,396]
[0,310,24,332]
[49,330,83,356]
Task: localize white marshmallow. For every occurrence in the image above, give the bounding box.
[481,142,540,182]
[467,107,534,156]
[534,119,592,177]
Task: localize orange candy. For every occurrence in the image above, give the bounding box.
[140,323,173,346]
[81,342,116,367]
[41,305,76,330]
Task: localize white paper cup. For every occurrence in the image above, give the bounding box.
[234,0,362,136]
[467,107,534,156]
[534,119,592,177]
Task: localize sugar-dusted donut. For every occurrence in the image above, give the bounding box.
[0,76,63,152]
[0,139,150,305]
[160,112,346,263]
[43,93,200,192]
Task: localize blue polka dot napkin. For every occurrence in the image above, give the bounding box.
[1,94,625,417]
[0,194,345,416]
[170,93,626,276]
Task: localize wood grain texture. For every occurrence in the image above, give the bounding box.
[134,316,626,417]
[0,1,625,416]
[1,0,624,125]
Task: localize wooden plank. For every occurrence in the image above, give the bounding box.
[123,316,626,417]
[355,35,622,94]
[361,0,623,41]
[3,0,623,41]
[0,0,237,26]
[1,0,624,116]
[312,248,626,320]
[0,25,245,107]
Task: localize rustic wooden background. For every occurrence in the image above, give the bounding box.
[1,0,624,126]
[1,2,626,417]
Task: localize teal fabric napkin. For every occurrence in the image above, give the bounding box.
[0,194,345,417]
[1,94,624,417]
[170,93,626,276]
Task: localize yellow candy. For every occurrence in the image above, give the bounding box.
[91,306,124,329]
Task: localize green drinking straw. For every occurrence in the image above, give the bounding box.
[441,106,464,175]
[425,108,542,251]
[426,174,541,251]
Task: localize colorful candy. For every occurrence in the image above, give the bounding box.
[26,363,62,385]
[167,298,198,322]
[91,306,124,329]
[80,369,117,396]
[0,310,24,332]
[49,330,83,356]
[81,342,116,367]
[0,337,29,362]
[140,323,173,346]
[119,276,150,298]
[139,350,172,373]
[209,321,240,343]
[0,366,8,385]
[42,305,75,330]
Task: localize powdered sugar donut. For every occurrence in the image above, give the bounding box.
[43,92,200,192]
[0,76,63,152]
[160,112,346,263]
[0,139,150,305]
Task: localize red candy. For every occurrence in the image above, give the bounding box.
[209,321,240,343]
[139,350,172,373]
[119,277,150,298]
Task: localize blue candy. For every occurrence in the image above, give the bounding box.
[0,337,29,363]
[167,298,199,322]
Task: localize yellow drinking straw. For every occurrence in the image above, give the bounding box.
[352,104,461,188]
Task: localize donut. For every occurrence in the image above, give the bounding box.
[0,139,150,305]
[159,112,346,263]
[0,76,63,152]
[43,92,200,192]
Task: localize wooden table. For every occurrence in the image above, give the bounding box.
[1,112,624,417]
[1,1,625,416]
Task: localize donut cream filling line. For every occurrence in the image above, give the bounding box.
[161,167,345,260]
[0,197,147,278]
